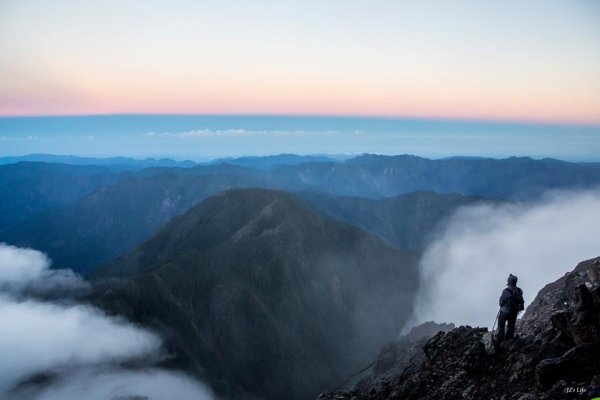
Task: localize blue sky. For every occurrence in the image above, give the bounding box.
[1,115,599,161]
[1,1,599,160]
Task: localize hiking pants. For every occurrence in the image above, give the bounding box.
[497,311,517,341]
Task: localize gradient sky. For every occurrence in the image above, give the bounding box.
[1,0,600,123]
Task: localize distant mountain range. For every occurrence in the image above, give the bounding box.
[0,154,198,169]
[211,154,343,170]
[2,154,599,273]
[0,162,130,233]
[0,153,344,171]
[272,154,600,199]
[3,170,272,273]
[296,190,498,251]
[91,189,420,400]
[3,185,490,274]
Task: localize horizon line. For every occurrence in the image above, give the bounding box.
[1,112,599,128]
[1,152,599,163]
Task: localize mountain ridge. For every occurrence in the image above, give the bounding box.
[4,184,492,274]
[91,188,420,400]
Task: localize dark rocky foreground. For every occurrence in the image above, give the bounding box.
[319,257,600,400]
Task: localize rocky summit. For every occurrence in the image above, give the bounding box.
[318,257,600,400]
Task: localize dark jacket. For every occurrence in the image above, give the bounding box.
[499,285,524,315]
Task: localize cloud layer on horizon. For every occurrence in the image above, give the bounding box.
[145,128,340,138]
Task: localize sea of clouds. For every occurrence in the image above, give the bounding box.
[0,243,215,400]
[407,188,600,331]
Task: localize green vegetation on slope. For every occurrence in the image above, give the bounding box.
[92,189,419,400]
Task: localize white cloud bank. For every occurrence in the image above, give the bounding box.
[0,245,89,297]
[17,369,212,400]
[145,128,339,138]
[0,243,215,400]
[408,189,600,330]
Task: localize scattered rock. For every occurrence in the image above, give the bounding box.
[318,257,600,400]
[482,332,495,355]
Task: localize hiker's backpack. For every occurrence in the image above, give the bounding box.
[507,287,524,314]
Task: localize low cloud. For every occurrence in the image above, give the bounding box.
[145,128,338,138]
[0,136,40,141]
[0,244,89,297]
[0,243,215,400]
[13,369,212,400]
[407,189,600,330]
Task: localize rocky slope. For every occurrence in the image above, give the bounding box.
[335,322,456,394]
[91,189,419,400]
[319,257,600,400]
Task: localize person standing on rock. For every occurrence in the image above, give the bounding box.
[496,274,524,342]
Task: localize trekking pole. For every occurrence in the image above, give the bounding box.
[492,310,500,333]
